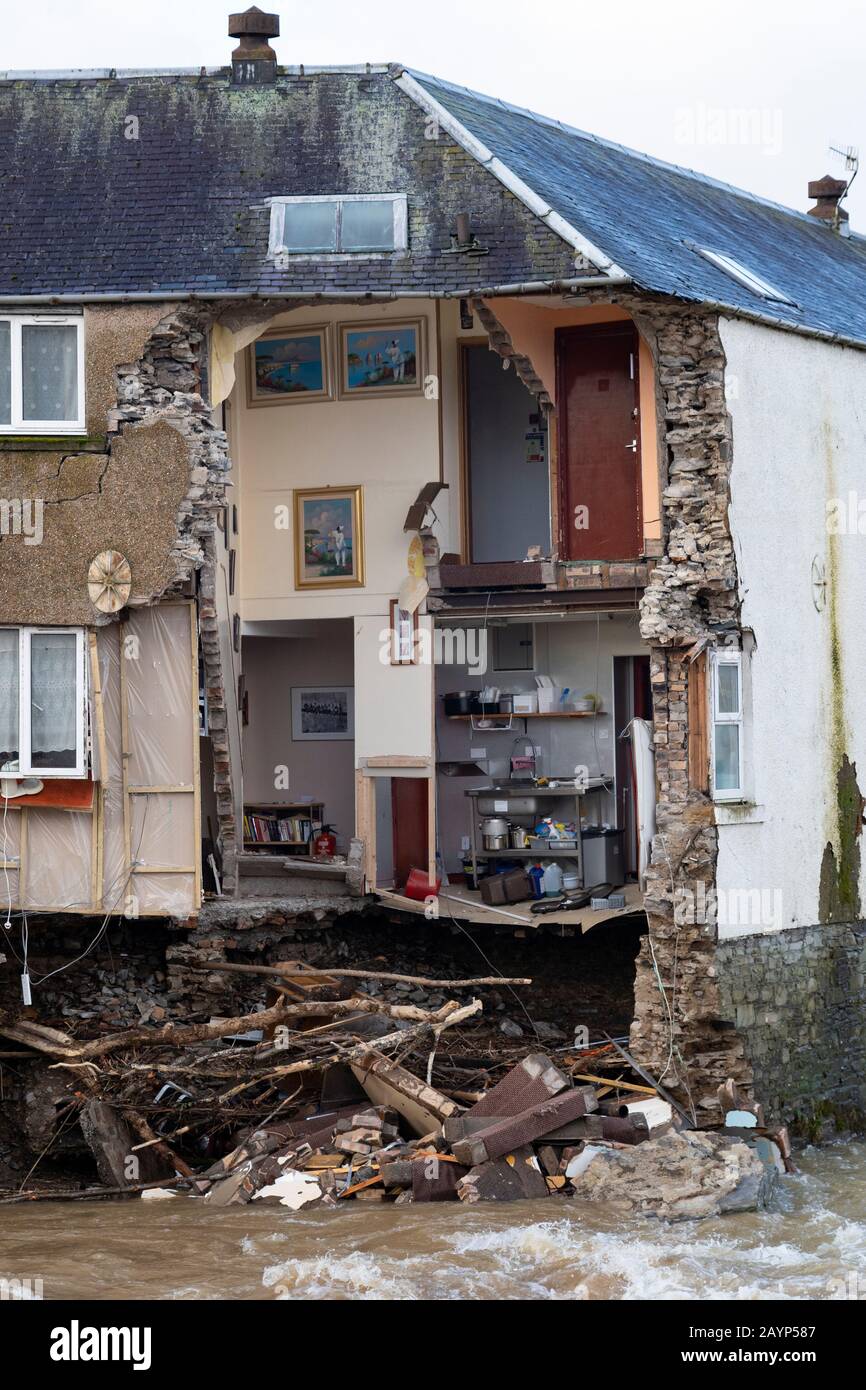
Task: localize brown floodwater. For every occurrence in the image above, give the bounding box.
[1,1141,865,1301]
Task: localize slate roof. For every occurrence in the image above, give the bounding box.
[410,71,866,347]
[2,63,865,346]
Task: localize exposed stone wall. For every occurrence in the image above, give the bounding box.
[718,922,866,1131]
[474,291,751,1116]
[628,304,752,1115]
[110,307,230,595]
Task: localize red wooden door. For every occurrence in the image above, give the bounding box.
[556,323,642,560]
[391,778,429,891]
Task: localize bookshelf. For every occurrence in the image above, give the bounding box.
[243,801,324,854]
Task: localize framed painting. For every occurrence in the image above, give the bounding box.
[294,486,365,589]
[247,325,332,406]
[291,687,355,742]
[338,319,424,398]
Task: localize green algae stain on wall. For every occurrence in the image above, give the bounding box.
[818,419,864,923]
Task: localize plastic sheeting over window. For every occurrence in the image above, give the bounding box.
[0,602,200,918]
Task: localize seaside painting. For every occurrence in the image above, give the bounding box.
[293,486,365,589]
[339,320,423,397]
[248,326,332,405]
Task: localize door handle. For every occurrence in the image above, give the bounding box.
[625,439,637,452]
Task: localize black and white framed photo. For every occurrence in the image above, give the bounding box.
[291,686,354,741]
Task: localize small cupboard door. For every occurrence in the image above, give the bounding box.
[556,323,642,561]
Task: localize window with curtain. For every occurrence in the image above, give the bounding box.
[0,316,84,432]
[0,628,86,776]
[0,629,19,767]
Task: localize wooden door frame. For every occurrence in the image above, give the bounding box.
[555,321,642,560]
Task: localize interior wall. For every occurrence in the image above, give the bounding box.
[465,343,551,561]
[241,624,355,852]
[484,299,661,545]
[235,301,441,624]
[435,613,648,873]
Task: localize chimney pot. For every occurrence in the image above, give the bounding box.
[807,173,849,224]
[229,6,280,83]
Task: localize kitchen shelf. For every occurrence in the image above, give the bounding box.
[447,711,598,720]
[476,847,581,858]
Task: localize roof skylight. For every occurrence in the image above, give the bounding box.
[692,246,797,306]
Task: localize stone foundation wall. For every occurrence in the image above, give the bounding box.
[718,922,866,1133]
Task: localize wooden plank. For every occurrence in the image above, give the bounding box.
[118,621,133,914]
[688,650,709,792]
[189,602,202,911]
[131,865,197,875]
[18,807,28,908]
[362,754,431,769]
[569,1072,656,1095]
[88,631,107,911]
[129,784,195,794]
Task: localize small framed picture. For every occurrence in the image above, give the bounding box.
[294,486,365,589]
[338,319,425,398]
[248,325,332,406]
[389,599,419,665]
[292,686,355,742]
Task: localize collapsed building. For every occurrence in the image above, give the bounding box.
[1,7,866,1160]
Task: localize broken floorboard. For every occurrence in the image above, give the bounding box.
[376,881,644,930]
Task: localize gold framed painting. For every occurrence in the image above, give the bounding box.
[337,319,425,399]
[294,486,365,590]
[247,325,333,406]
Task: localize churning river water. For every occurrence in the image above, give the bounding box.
[2,1141,864,1301]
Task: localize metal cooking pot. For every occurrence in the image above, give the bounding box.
[509,825,530,848]
[481,816,509,851]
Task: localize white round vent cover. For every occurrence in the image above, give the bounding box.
[88,549,132,613]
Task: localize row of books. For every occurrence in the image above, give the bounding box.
[243,813,314,845]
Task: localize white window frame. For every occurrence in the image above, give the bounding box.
[710,648,744,802]
[268,194,408,258]
[0,626,87,778]
[692,247,797,307]
[0,314,86,435]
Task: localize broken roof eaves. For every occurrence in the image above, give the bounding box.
[391,66,630,284]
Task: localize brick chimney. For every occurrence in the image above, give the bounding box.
[807,173,849,227]
[229,6,279,84]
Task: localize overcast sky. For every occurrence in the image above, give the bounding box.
[5,0,864,225]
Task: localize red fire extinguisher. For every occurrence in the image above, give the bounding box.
[312,824,337,859]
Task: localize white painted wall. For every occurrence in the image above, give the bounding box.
[235,301,443,623]
[717,317,866,938]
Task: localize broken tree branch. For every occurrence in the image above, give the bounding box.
[185,961,531,988]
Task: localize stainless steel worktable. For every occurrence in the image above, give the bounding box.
[463,779,608,884]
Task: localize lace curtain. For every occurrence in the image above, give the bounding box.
[30,632,76,767]
[0,321,10,424]
[0,630,18,766]
[22,325,78,422]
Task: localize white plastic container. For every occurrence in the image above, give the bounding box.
[542,862,564,897]
[512,692,538,715]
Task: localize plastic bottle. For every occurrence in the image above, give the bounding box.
[528,863,545,899]
[542,861,563,897]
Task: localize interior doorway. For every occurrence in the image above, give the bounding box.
[461,341,551,561]
[556,322,642,560]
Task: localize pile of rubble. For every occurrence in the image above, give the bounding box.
[0,959,792,1221]
[191,1052,788,1220]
